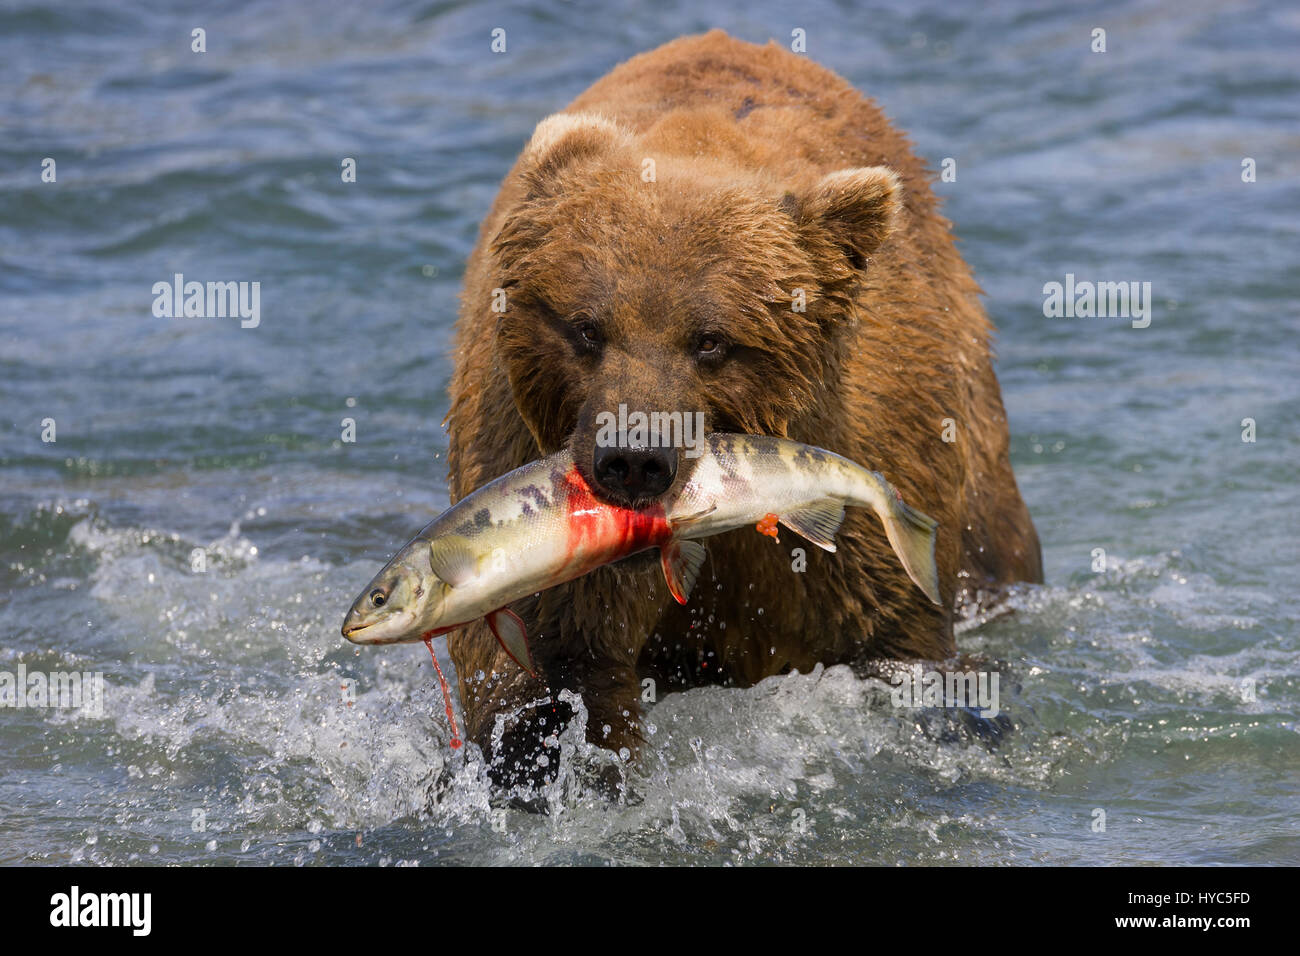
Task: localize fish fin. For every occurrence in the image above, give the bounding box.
[669,503,716,531]
[486,608,536,677]
[779,500,845,552]
[660,539,708,605]
[428,535,477,587]
[880,494,943,606]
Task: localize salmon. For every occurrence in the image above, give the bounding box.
[341,434,941,675]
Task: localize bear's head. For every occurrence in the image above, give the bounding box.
[490,111,902,507]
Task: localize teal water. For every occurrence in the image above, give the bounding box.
[1,0,1297,865]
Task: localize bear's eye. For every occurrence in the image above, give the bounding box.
[696,333,727,360]
[572,316,602,352]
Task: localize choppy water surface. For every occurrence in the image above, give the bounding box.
[1,0,1297,865]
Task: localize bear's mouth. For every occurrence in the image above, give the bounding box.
[564,410,736,510]
[568,436,695,511]
[574,458,689,511]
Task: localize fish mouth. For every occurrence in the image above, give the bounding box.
[341,610,418,645]
[341,619,372,643]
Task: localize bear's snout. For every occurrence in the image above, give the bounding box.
[570,360,705,507]
[592,441,678,503]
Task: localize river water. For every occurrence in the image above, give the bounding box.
[1,0,1297,864]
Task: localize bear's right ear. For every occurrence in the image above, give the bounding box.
[516,112,631,199]
[791,166,903,270]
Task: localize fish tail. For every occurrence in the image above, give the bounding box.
[880,492,943,606]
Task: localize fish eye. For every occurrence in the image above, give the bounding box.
[370,589,387,607]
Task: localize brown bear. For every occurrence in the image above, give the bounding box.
[444,29,1042,791]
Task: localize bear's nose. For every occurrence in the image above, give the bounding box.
[592,444,677,502]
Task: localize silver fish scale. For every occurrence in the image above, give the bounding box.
[438,456,567,542]
[666,434,873,539]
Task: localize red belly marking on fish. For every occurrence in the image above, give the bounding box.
[561,465,671,571]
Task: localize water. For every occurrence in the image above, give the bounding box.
[2,0,1297,865]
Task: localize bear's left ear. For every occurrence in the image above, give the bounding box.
[516,112,632,199]
[790,166,902,269]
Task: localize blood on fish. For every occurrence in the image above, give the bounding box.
[423,635,462,750]
[561,465,671,569]
[756,512,780,539]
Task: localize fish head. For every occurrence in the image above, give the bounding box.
[341,540,449,645]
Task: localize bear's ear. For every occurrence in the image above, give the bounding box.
[517,112,631,198]
[791,166,902,269]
